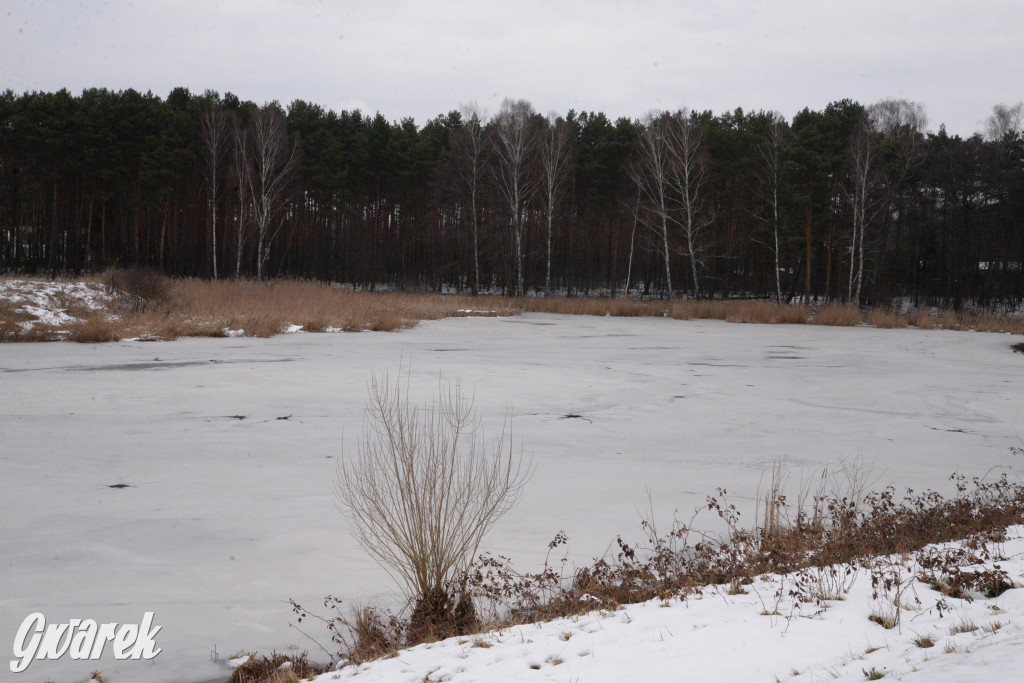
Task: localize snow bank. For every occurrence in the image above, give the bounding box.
[0,278,113,330]
[316,528,1024,683]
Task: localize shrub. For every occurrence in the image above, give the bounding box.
[334,373,531,643]
[467,462,1024,628]
[102,267,172,312]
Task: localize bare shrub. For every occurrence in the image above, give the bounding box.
[335,373,531,643]
[289,597,403,666]
[468,461,1024,628]
[812,303,863,326]
[102,267,172,312]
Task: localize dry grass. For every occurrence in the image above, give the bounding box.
[865,308,910,328]
[1,276,514,342]
[3,274,1024,342]
[812,303,864,326]
[227,652,328,683]
[67,314,121,343]
[518,297,812,324]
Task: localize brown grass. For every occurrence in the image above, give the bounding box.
[67,314,121,343]
[518,297,812,324]
[865,308,910,329]
[811,303,864,326]
[4,275,1024,342]
[227,652,328,683]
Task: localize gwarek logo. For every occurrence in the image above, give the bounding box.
[10,612,162,673]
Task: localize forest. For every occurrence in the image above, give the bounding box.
[1,87,1021,307]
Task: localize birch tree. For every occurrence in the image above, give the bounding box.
[539,114,574,295]
[844,119,880,302]
[671,111,712,298]
[630,111,676,296]
[200,104,228,279]
[451,103,489,294]
[845,100,926,302]
[246,105,298,279]
[985,102,1023,142]
[492,99,538,296]
[230,114,250,278]
[753,113,787,303]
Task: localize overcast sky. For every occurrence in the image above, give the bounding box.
[2,0,1021,135]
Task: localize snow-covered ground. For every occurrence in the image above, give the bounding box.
[2,314,1023,682]
[0,279,112,331]
[312,528,1024,683]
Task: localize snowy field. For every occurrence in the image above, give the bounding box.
[2,314,1022,682]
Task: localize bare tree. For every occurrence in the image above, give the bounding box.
[230,115,250,278]
[869,99,927,179]
[753,114,787,303]
[984,102,1023,143]
[845,99,926,302]
[844,119,881,303]
[672,111,712,298]
[630,110,711,298]
[200,104,228,279]
[492,99,538,296]
[246,105,298,279]
[539,114,574,295]
[451,103,489,294]
[630,111,676,297]
[335,373,530,636]
[623,186,641,297]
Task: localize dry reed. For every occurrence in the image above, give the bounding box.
[812,303,864,326]
[4,274,1024,342]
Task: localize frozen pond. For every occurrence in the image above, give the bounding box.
[2,314,1022,682]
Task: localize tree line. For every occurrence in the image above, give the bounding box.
[1,87,1021,306]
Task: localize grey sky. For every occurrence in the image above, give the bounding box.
[2,0,1021,135]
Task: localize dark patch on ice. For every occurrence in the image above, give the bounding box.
[4,358,295,373]
[109,483,131,489]
[87,360,210,371]
[227,415,246,420]
[560,413,592,423]
[276,415,292,420]
[767,354,806,360]
[627,346,678,350]
[1012,342,1024,354]
[687,362,748,368]
[428,348,471,352]
[929,426,971,434]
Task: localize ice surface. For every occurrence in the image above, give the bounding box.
[2,314,1022,681]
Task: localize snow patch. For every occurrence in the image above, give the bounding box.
[0,279,113,329]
